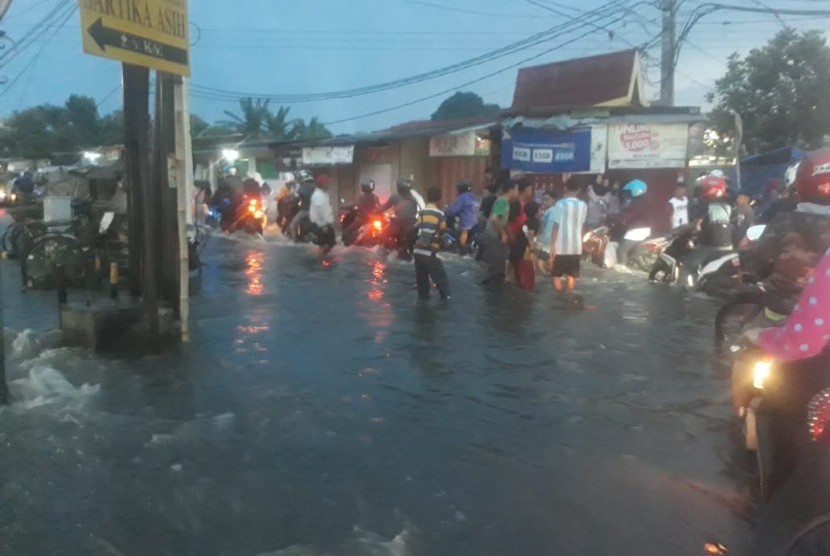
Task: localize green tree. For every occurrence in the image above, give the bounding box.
[706,28,830,154]
[222,97,273,136]
[430,91,500,121]
[290,117,332,140]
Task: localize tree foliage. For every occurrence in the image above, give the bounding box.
[0,93,333,159]
[706,28,830,154]
[431,91,500,121]
[222,97,332,141]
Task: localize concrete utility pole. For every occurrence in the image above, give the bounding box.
[660,0,676,106]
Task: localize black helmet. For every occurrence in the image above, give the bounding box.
[297,169,314,183]
[396,177,413,195]
[456,180,472,193]
[360,180,375,193]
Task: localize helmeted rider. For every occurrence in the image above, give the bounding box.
[694,175,733,250]
[679,174,734,279]
[288,170,317,240]
[380,178,420,255]
[744,148,830,314]
[615,179,650,266]
[276,173,298,230]
[445,180,479,254]
[356,180,380,215]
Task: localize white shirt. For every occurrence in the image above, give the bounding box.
[310,188,334,226]
[551,197,587,255]
[668,196,689,229]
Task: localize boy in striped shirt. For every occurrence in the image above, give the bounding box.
[549,177,588,292]
[413,187,451,300]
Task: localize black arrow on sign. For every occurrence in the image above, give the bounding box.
[87,18,188,66]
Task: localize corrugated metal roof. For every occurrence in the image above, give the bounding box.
[511,49,643,113]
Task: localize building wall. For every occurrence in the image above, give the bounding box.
[429,156,488,202]
[398,137,430,191]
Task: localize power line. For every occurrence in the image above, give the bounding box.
[0,0,72,66]
[319,12,630,127]
[0,1,76,97]
[391,0,544,18]
[190,0,635,104]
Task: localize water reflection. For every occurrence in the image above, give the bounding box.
[244,251,264,296]
[367,260,386,302]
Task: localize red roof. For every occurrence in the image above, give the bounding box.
[511,49,642,113]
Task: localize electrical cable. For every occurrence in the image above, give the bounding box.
[189,0,634,104]
[319,12,630,127]
[0,0,75,96]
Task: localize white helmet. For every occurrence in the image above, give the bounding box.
[709,169,725,179]
[284,172,295,183]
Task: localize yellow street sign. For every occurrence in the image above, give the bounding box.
[78,0,190,76]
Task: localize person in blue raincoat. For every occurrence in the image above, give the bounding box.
[444,180,479,254]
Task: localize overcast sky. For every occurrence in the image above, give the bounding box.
[0,0,827,134]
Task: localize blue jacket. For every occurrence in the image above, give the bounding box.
[445,191,479,230]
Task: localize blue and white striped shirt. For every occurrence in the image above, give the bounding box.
[551,197,588,255]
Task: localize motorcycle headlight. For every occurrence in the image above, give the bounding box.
[753,359,773,390]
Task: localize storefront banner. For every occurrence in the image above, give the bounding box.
[301,145,354,166]
[501,127,592,173]
[607,123,688,169]
[429,131,489,157]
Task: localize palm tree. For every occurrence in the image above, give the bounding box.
[264,106,294,140]
[291,117,332,140]
[222,97,271,136]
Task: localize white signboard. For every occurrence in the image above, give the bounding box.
[607,123,688,169]
[430,132,476,157]
[302,145,354,166]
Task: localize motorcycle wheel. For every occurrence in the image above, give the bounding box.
[648,259,671,282]
[751,448,830,556]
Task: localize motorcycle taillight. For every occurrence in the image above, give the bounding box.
[808,388,830,443]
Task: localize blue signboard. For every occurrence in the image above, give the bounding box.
[501,127,592,173]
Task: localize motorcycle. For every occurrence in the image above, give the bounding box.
[647,225,697,283]
[340,205,389,247]
[732,349,830,555]
[218,194,266,235]
[690,224,767,295]
[751,393,830,555]
[442,216,481,254]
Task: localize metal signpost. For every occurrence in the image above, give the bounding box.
[77,0,191,351]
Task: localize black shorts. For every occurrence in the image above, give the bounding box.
[551,254,581,277]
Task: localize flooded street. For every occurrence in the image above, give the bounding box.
[0,235,755,555]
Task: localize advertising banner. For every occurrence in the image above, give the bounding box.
[607,123,688,169]
[501,127,592,173]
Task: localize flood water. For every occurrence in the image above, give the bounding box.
[0,234,756,555]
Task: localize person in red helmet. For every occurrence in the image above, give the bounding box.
[681,175,734,277]
[745,148,830,312]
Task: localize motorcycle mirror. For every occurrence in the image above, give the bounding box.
[746,225,766,242]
